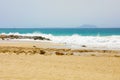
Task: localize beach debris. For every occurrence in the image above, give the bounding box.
[66,52,73,55]
[39,50,46,55]
[55,52,64,55]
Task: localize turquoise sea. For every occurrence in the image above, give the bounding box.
[0,28,120,49]
[0,28,120,36]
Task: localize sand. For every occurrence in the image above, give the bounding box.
[0,54,120,80]
[0,40,63,48]
[0,40,120,80]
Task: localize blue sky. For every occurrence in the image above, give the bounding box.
[0,0,120,28]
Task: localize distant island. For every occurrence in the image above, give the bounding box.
[78,24,97,28]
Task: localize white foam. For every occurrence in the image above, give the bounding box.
[1,32,120,50]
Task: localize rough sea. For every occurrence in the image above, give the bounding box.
[0,28,120,49]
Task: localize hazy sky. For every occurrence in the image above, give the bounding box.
[0,0,120,28]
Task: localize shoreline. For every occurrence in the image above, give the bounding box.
[0,40,120,57]
[0,39,120,50]
[0,39,120,80]
[0,34,120,50]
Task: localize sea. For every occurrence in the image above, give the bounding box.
[0,28,120,49]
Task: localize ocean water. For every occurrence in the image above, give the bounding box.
[0,28,120,49]
[0,28,120,36]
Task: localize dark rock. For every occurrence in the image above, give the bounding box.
[82,45,86,47]
[33,36,50,40]
[0,34,50,41]
[33,46,36,48]
[9,35,19,39]
[0,35,7,40]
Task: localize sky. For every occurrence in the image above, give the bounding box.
[0,0,120,28]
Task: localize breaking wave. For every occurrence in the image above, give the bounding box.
[1,32,120,49]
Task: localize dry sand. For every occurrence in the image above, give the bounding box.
[0,54,120,80]
[0,40,120,80]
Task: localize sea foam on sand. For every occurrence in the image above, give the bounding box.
[1,32,120,50]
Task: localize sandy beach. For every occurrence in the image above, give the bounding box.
[0,54,120,80]
[1,0,120,79]
[0,40,120,80]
